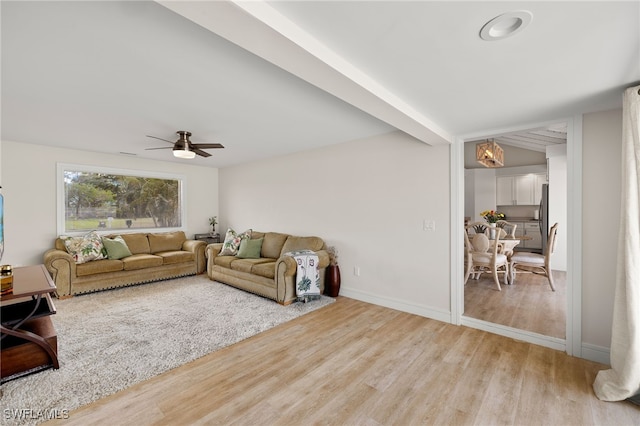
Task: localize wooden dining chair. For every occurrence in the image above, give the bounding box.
[464,222,509,291]
[496,220,518,239]
[510,223,559,291]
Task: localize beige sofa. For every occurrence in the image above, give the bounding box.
[206,231,329,305]
[44,231,206,297]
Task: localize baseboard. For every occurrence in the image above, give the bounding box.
[461,316,567,352]
[339,287,452,323]
[581,343,611,365]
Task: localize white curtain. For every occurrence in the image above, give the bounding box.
[593,84,640,402]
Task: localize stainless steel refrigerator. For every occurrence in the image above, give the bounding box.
[539,184,549,254]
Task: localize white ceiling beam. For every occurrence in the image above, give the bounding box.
[156,0,451,146]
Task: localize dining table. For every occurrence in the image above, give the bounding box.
[488,236,529,284]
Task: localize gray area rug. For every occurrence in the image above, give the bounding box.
[0,276,334,425]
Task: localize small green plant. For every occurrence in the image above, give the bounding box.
[208,216,218,233]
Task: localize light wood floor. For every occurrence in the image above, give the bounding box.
[464,269,566,338]
[48,297,638,426]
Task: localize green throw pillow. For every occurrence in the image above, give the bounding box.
[102,236,133,260]
[236,238,263,259]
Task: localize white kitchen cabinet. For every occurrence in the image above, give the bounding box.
[496,175,537,205]
[514,175,535,205]
[496,176,514,206]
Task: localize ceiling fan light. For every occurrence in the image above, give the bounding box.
[173,147,196,159]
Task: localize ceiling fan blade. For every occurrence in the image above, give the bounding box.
[192,143,224,149]
[146,135,175,145]
[145,146,174,150]
[192,148,212,158]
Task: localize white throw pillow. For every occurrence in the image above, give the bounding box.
[60,230,107,263]
[219,228,252,256]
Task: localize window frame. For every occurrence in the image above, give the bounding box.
[56,163,187,236]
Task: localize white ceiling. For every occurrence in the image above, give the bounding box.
[2,1,639,168]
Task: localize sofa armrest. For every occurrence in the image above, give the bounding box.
[205,243,224,279]
[44,249,76,297]
[182,239,207,274]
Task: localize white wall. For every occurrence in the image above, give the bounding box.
[0,141,219,266]
[582,108,623,350]
[219,131,452,320]
[547,144,567,270]
[464,168,496,222]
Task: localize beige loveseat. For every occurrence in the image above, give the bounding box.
[44,231,206,297]
[206,231,329,305]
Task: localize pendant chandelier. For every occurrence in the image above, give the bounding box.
[476,139,504,168]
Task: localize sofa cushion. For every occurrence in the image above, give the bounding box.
[156,250,195,265]
[251,261,276,279]
[261,232,289,259]
[101,236,133,260]
[148,231,186,253]
[55,238,67,251]
[237,238,264,259]
[120,233,151,255]
[122,254,163,271]
[230,258,273,274]
[220,228,252,256]
[251,231,265,240]
[214,255,236,269]
[60,231,107,264]
[76,259,124,276]
[280,236,325,256]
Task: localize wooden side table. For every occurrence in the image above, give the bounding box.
[194,233,221,244]
[1,265,59,382]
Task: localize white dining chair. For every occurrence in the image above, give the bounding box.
[464,222,509,291]
[510,223,559,291]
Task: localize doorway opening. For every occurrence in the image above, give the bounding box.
[452,118,580,354]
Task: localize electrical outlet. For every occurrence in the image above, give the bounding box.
[423,220,436,231]
[354,266,360,276]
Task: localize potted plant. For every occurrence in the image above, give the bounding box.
[325,246,341,297]
[208,216,218,235]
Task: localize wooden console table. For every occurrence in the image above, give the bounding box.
[1,264,59,383]
[195,233,221,244]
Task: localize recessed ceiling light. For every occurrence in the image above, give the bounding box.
[480,11,533,41]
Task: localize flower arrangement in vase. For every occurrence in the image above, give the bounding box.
[480,210,505,224]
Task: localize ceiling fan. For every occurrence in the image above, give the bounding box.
[145,131,224,159]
